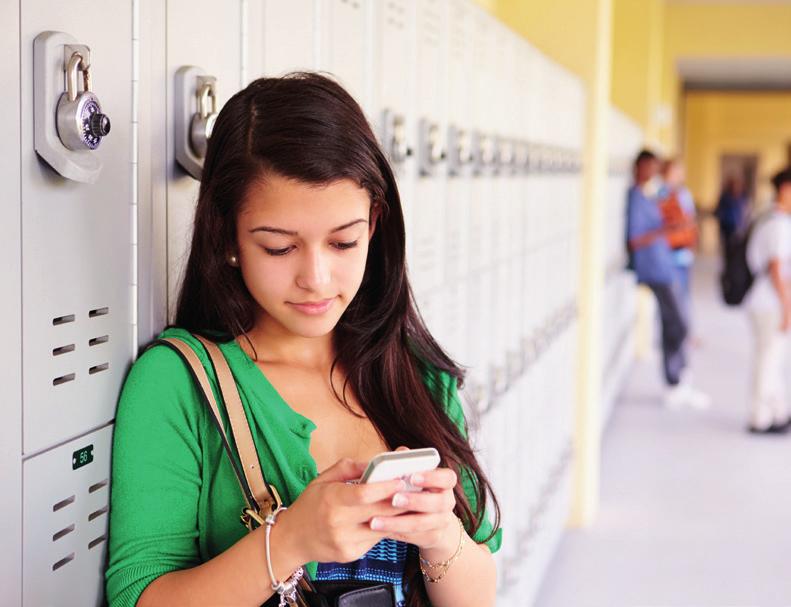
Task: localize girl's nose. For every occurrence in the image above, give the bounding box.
[296,248,331,291]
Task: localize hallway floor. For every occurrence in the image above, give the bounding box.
[534,257,791,607]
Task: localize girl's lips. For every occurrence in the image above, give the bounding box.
[288,297,335,315]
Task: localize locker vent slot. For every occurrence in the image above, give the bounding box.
[52,314,75,326]
[52,524,75,542]
[89,363,109,375]
[52,553,75,571]
[89,335,109,347]
[52,344,75,356]
[53,373,76,386]
[88,505,109,522]
[421,2,441,47]
[88,535,107,550]
[89,307,109,318]
[53,495,76,512]
[386,0,405,29]
[89,479,109,493]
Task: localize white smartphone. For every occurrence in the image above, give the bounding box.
[359,448,440,491]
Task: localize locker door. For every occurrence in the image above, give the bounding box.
[166,0,243,323]
[0,0,22,600]
[23,428,113,607]
[468,7,497,406]
[446,278,469,366]
[261,0,319,76]
[410,0,447,296]
[444,0,472,290]
[438,0,470,375]
[21,0,133,456]
[464,268,493,414]
[370,0,416,268]
[320,0,370,113]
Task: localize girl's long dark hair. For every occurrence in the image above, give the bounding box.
[174,72,500,606]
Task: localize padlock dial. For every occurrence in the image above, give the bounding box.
[81,99,110,149]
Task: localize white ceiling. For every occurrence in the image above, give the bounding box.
[678,56,791,90]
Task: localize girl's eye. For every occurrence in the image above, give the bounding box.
[334,240,359,250]
[264,246,293,256]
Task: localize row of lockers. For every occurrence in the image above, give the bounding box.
[7,0,588,460]
[600,108,643,427]
[468,108,643,604]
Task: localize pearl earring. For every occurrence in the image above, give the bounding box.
[228,255,239,266]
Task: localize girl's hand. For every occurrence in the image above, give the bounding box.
[367,449,463,559]
[277,458,406,565]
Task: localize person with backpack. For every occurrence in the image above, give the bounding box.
[716,176,749,249]
[743,167,791,434]
[626,150,710,410]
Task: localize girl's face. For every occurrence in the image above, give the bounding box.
[235,173,376,339]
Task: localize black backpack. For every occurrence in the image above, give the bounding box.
[720,214,767,306]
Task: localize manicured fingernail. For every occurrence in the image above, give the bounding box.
[392,493,408,508]
[411,473,424,485]
[370,518,384,530]
[396,479,407,491]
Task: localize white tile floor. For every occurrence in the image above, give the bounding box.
[534,257,791,607]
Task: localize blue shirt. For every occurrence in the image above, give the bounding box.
[316,539,414,607]
[627,184,676,285]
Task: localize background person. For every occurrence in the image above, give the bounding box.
[627,150,710,410]
[659,157,698,328]
[716,175,750,248]
[744,167,791,434]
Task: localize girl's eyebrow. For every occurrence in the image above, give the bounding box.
[249,218,367,236]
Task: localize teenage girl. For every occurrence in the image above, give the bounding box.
[106,72,501,607]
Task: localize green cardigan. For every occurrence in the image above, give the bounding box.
[105,327,502,607]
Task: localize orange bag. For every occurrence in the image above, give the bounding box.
[659,191,697,249]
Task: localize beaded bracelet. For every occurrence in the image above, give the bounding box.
[419,516,466,583]
[264,506,304,606]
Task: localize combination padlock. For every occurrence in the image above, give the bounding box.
[56,52,111,151]
[418,119,445,176]
[380,109,411,166]
[391,114,409,163]
[189,79,217,158]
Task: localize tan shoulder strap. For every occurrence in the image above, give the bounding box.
[194,334,282,513]
[158,337,257,509]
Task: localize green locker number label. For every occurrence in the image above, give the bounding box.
[72,445,94,470]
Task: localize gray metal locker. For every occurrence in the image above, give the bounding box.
[0,0,23,602]
[21,2,134,457]
[320,0,370,113]
[165,0,243,321]
[261,0,320,76]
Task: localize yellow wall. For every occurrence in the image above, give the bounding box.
[665,3,791,58]
[684,91,791,214]
[610,0,665,148]
[479,0,600,85]
[610,1,791,153]
[665,2,791,153]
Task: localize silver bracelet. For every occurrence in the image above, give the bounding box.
[264,506,304,606]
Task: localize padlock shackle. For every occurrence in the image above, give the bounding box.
[197,82,217,119]
[65,52,91,102]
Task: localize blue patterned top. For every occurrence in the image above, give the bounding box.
[315,538,415,607]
